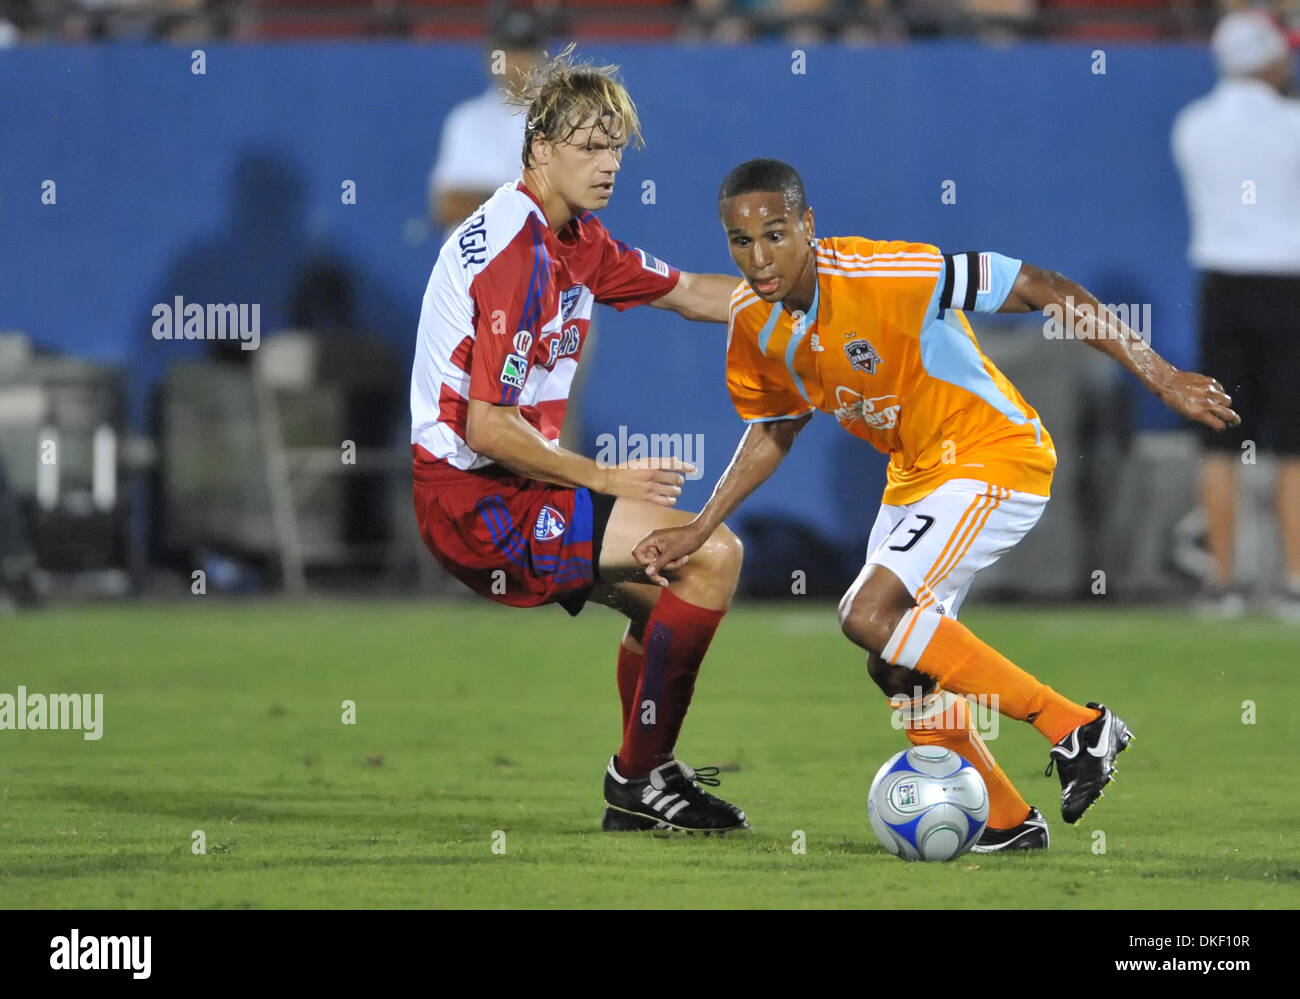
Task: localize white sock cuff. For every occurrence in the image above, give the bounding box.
[890,689,959,725]
[882,606,944,670]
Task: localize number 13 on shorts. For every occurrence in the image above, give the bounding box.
[863,480,1048,618]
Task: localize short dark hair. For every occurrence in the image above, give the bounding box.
[717,159,807,216]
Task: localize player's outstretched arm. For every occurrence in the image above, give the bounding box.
[466,399,692,506]
[633,412,812,585]
[999,263,1241,432]
[650,271,743,323]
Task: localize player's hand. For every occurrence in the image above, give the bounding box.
[633,523,706,587]
[599,458,694,507]
[1157,371,1240,432]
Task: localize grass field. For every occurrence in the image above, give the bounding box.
[1,598,1297,909]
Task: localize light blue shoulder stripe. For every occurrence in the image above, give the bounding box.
[756,304,781,355]
[781,282,818,405]
[919,313,1042,444]
[924,274,944,319]
[744,411,814,424]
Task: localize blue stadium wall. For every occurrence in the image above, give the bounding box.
[1,42,1216,547]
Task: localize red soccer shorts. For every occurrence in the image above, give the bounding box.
[412,445,615,615]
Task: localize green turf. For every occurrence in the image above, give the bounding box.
[1,599,1297,909]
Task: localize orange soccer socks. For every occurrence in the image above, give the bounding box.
[895,690,1030,830]
[884,608,1100,746]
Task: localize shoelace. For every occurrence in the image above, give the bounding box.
[1044,759,1055,778]
[689,765,722,787]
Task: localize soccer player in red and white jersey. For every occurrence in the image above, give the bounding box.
[411,48,749,832]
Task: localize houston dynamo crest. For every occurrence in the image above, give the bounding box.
[844,337,882,374]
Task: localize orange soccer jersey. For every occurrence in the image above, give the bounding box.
[726,236,1057,506]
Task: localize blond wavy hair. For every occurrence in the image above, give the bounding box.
[505,43,644,168]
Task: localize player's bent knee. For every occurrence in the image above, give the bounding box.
[836,586,857,631]
[708,524,744,580]
[684,523,742,583]
[838,594,905,656]
[839,606,892,655]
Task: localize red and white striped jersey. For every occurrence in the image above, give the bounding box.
[411,180,681,469]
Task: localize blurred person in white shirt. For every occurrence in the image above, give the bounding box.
[1172,8,1300,618]
[428,10,544,237]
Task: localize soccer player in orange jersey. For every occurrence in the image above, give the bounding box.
[633,159,1241,850]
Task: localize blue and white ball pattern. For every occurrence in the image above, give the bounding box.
[868,746,989,861]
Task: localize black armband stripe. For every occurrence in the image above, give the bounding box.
[938,254,955,316]
[962,251,979,311]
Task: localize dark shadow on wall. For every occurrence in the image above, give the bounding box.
[137,149,416,572]
[141,148,416,368]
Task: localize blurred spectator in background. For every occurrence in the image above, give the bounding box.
[1039,0,1205,40]
[427,9,544,238]
[902,0,1035,39]
[425,9,592,448]
[5,0,1242,45]
[1172,8,1300,618]
[0,1,21,44]
[0,457,41,611]
[684,0,850,43]
[682,0,751,40]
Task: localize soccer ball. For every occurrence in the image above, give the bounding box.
[868,746,989,861]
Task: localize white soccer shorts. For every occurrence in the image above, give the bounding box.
[859,478,1048,620]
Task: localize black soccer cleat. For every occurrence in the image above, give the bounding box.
[603,757,751,834]
[970,806,1050,853]
[1045,702,1133,824]
[600,807,665,832]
